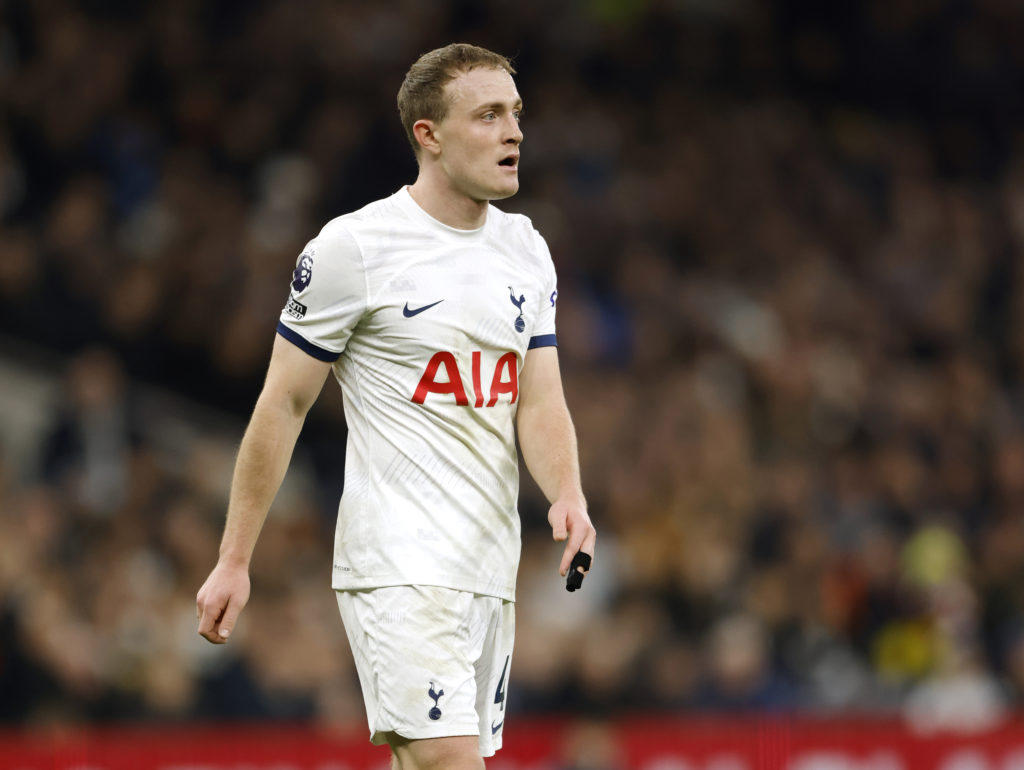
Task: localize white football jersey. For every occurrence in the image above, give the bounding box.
[277,187,558,601]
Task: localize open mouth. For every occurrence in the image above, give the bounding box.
[498,155,518,168]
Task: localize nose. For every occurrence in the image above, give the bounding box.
[505,114,522,144]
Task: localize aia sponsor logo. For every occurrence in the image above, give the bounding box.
[412,351,518,407]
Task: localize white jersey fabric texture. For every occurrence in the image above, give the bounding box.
[277,187,558,601]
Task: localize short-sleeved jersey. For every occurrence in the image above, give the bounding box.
[277,187,558,601]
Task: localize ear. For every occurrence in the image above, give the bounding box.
[413,119,441,157]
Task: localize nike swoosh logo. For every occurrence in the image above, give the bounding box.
[491,719,503,735]
[403,299,444,317]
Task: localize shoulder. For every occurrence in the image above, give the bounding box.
[305,218,361,270]
[488,205,552,259]
[347,193,406,225]
[318,196,391,241]
[487,204,534,234]
[310,193,403,258]
[295,213,368,293]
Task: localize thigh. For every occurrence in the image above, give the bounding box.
[389,734,485,770]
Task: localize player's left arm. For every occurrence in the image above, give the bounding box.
[516,345,596,580]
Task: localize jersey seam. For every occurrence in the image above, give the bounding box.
[344,224,380,528]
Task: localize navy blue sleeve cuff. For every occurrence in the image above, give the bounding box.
[527,333,558,349]
[276,322,341,362]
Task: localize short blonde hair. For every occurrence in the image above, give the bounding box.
[397,43,515,156]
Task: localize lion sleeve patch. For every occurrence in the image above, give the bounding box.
[292,250,314,292]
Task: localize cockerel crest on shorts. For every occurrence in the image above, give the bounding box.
[428,682,444,720]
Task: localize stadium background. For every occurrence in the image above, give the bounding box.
[2,0,1024,767]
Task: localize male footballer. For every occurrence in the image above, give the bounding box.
[196,43,596,770]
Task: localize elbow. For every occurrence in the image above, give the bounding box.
[285,389,317,421]
[255,386,314,424]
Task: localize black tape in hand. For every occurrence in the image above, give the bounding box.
[565,551,592,592]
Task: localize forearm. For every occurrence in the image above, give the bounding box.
[518,398,585,507]
[218,394,306,567]
[515,347,594,579]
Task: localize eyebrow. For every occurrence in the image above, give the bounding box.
[476,99,523,112]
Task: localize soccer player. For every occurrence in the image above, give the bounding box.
[196,43,595,770]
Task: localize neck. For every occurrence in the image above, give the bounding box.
[407,172,488,230]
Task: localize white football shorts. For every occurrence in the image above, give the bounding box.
[335,585,515,757]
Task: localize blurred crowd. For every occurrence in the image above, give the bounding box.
[3,0,1024,735]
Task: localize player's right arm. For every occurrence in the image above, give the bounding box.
[196,334,332,644]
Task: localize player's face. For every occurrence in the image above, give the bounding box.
[433,67,523,202]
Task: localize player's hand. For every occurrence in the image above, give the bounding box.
[548,496,596,585]
[196,561,250,644]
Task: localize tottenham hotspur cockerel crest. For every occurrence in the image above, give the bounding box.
[509,286,526,333]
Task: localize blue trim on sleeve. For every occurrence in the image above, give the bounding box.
[527,333,558,349]
[276,322,341,362]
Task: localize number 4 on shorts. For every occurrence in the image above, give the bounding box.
[494,656,509,711]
